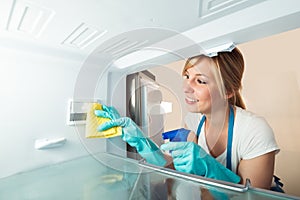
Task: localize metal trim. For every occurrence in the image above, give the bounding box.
[138,160,249,193]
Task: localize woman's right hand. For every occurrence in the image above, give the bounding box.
[94,104,121,120]
[94,105,167,166]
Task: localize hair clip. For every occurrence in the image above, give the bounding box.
[204,42,235,57]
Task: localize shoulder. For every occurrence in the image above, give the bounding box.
[235,107,273,132]
[234,107,279,159]
[184,112,202,132]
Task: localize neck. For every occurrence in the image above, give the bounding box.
[205,104,230,133]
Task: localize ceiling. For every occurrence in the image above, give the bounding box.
[1,0,300,68]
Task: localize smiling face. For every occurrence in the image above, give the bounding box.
[182,56,226,114]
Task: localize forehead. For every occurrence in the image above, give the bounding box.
[186,57,214,78]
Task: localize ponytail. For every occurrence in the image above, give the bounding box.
[231,91,246,109]
[212,47,246,109]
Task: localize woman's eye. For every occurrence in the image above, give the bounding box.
[197,79,207,84]
[183,74,189,79]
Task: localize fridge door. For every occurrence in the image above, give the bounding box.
[126,70,164,160]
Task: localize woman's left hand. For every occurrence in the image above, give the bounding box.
[161,142,240,183]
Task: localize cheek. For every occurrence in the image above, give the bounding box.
[194,87,211,101]
[211,92,221,99]
[210,87,224,105]
[209,86,224,103]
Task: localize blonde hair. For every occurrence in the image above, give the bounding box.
[183,47,246,109]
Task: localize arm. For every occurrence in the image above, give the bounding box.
[237,151,275,189]
[95,105,167,166]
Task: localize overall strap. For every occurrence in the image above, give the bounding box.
[196,106,235,170]
[226,106,234,170]
[196,115,206,137]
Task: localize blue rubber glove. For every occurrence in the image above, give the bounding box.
[161,142,240,183]
[95,107,166,167]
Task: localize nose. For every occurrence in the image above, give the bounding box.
[183,79,194,93]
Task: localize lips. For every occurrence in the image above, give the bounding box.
[185,97,199,104]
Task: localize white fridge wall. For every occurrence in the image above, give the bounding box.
[0,41,105,178]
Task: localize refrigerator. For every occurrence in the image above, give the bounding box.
[126,70,164,160]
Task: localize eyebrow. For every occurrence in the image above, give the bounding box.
[184,70,209,78]
[195,73,209,78]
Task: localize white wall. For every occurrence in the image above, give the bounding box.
[239,27,300,196]
[0,40,100,178]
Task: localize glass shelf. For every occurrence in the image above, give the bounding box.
[0,153,299,200]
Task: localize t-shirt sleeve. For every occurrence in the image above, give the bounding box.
[240,116,280,160]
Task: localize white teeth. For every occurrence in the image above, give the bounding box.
[186,97,198,102]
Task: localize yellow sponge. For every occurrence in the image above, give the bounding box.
[85,103,122,138]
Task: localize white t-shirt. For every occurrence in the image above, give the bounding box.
[184,106,280,173]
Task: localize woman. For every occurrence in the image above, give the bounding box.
[96,47,279,189]
[165,47,279,189]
